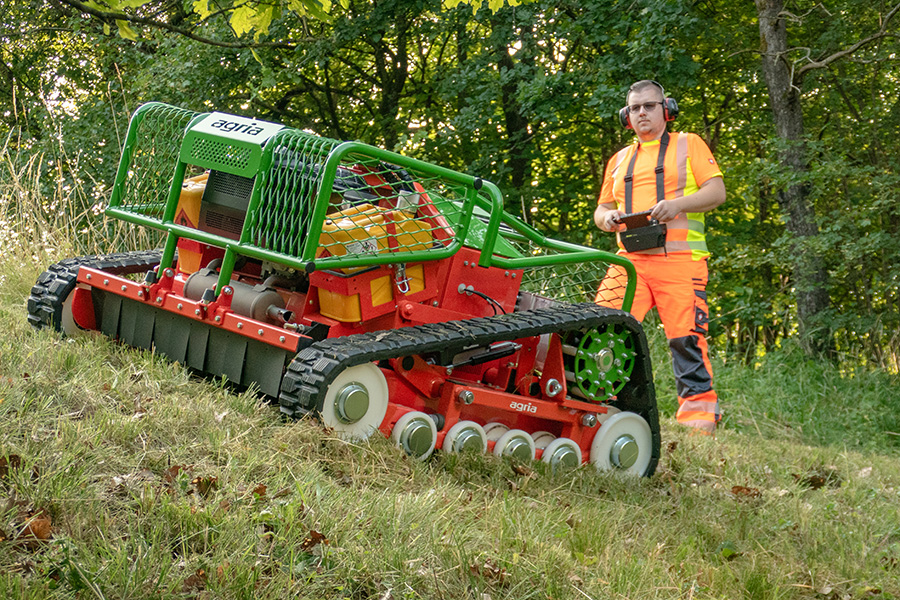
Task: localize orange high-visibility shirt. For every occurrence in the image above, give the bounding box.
[598,131,723,259]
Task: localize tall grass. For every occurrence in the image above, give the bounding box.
[639,315,900,457]
[0,137,161,272]
[2,144,900,599]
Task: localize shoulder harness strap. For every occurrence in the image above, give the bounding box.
[624,131,670,214]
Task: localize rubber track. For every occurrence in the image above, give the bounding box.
[279,303,654,419]
[27,251,163,331]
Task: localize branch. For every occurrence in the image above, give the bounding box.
[55,0,306,50]
[796,2,900,78]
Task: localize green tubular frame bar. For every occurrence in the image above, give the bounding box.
[472,180,637,310]
[106,102,636,311]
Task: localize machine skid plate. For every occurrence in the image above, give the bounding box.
[73,265,302,352]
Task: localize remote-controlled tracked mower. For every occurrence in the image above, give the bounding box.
[28,103,660,476]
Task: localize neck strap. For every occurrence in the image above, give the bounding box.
[624,131,670,214]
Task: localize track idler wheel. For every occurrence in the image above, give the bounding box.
[391,411,438,460]
[442,421,487,454]
[492,429,536,461]
[590,411,653,476]
[564,323,637,403]
[540,438,583,470]
[320,363,389,441]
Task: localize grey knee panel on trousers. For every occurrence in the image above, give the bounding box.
[668,335,713,398]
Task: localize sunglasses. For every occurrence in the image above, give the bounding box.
[627,101,663,114]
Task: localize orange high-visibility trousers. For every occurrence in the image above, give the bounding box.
[596,254,719,434]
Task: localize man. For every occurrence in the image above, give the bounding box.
[594,80,726,434]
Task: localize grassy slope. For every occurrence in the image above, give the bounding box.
[2,185,900,599]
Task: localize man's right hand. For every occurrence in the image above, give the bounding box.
[600,209,625,232]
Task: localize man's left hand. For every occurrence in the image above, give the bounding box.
[650,199,682,222]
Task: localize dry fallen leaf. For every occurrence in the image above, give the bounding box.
[512,464,533,477]
[163,464,188,484]
[16,509,53,549]
[300,530,328,551]
[191,476,218,498]
[731,485,761,499]
[0,455,22,480]
[470,559,509,585]
[181,568,207,593]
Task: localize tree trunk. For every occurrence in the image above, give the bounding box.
[491,15,534,217]
[755,0,833,356]
[373,12,411,150]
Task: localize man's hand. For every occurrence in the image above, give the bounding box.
[595,206,625,232]
[651,177,726,222]
[650,199,682,222]
[602,210,625,232]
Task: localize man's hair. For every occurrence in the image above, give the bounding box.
[626,80,665,102]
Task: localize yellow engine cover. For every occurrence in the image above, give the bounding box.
[315,203,432,322]
[318,203,434,264]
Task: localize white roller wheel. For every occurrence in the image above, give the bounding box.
[590,411,653,476]
[492,429,535,461]
[320,363,389,441]
[391,411,438,461]
[483,422,510,442]
[541,437,583,470]
[442,420,487,454]
[531,431,556,450]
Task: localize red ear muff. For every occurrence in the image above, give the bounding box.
[619,106,632,129]
[663,97,679,122]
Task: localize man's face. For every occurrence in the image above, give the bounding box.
[626,87,667,142]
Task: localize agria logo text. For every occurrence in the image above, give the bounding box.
[210,119,265,136]
[510,401,537,413]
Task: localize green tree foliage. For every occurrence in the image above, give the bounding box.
[2,0,899,371]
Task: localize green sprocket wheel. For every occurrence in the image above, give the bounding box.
[565,323,637,402]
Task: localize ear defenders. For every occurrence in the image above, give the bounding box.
[618,80,679,129]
